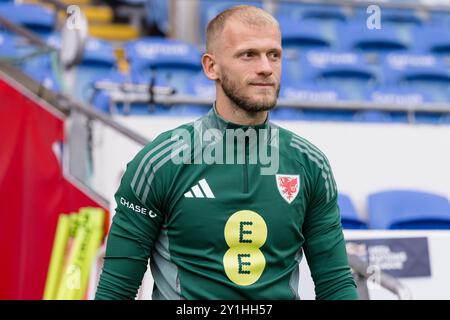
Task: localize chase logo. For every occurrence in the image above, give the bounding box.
[120,197,157,218]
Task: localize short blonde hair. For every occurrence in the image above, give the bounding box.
[205,5,279,53]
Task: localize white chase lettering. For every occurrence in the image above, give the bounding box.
[120,197,148,216]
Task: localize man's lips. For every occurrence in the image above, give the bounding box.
[249,83,275,87]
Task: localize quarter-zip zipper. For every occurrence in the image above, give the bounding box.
[243,135,249,193]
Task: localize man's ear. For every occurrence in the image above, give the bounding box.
[202,53,219,81]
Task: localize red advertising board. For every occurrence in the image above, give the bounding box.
[0,76,108,299]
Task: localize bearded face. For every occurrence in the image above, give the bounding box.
[220,71,280,113]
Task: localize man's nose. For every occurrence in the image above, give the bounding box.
[256,55,273,77]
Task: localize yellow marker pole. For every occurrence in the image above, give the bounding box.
[56,211,89,300]
[56,208,105,300]
[78,207,105,299]
[43,214,70,300]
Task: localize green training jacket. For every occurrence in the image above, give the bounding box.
[95,104,358,300]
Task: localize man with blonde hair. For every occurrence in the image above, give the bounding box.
[96,5,358,300]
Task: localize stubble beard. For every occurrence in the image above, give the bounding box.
[220,73,280,113]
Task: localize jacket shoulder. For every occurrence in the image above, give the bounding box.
[275,124,333,175]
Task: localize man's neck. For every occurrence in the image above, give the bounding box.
[215,100,268,126]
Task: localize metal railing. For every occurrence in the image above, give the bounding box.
[92,81,450,124]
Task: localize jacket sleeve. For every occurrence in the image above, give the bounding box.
[95,146,166,300]
[302,160,358,300]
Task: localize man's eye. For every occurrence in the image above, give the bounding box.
[243,52,255,58]
[269,52,280,59]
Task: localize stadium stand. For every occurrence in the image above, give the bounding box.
[1,0,450,124]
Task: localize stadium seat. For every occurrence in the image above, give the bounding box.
[429,11,450,27]
[0,3,56,36]
[356,87,430,123]
[199,0,262,43]
[337,21,409,54]
[145,0,170,35]
[278,18,332,50]
[300,50,377,101]
[368,190,450,229]
[274,82,353,121]
[276,3,347,23]
[280,82,347,103]
[338,193,368,229]
[381,53,450,103]
[366,86,430,105]
[412,26,450,56]
[352,7,423,26]
[352,7,422,48]
[0,32,18,58]
[126,37,202,95]
[74,37,117,102]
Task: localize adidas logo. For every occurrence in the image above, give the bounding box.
[184,178,215,199]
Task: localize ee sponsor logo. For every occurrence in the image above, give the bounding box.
[223,210,267,286]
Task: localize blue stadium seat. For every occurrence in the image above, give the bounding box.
[280,82,347,102]
[278,18,332,50]
[300,50,377,101]
[368,190,450,229]
[273,81,354,121]
[351,7,421,46]
[145,0,169,34]
[355,87,431,123]
[0,3,55,36]
[75,38,116,102]
[353,7,423,26]
[366,86,431,105]
[412,26,450,56]
[276,4,346,48]
[276,3,347,23]
[381,53,450,103]
[0,32,18,58]
[337,21,409,54]
[429,11,450,27]
[127,37,202,95]
[199,0,262,43]
[338,193,368,229]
